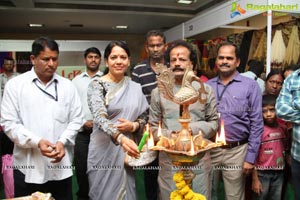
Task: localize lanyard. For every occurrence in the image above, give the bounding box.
[216,77,231,101]
[33,79,58,101]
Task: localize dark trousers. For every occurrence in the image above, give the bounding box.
[74,130,91,200]
[291,158,300,200]
[14,170,73,200]
[144,157,159,200]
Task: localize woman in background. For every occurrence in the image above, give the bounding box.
[87,41,148,200]
[264,69,284,97]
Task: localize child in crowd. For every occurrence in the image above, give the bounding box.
[252,94,287,200]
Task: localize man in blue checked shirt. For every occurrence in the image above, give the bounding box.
[276,69,300,200]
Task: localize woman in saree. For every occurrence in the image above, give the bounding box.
[87,41,149,200]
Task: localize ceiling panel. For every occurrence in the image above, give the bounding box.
[0,0,227,35]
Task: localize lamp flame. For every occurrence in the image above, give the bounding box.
[157,122,162,138]
[147,125,154,147]
[215,119,226,145]
[190,137,195,155]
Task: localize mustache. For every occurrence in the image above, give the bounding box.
[220,64,230,67]
[172,67,185,72]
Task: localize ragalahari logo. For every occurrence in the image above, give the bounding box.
[230,2,246,18]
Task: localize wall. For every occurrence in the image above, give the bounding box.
[0,33,145,66]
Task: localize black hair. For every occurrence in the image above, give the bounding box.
[164,40,197,67]
[266,69,284,81]
[146,30,166,44]
[247,59,264,77]
[217,42,240,60]
[283,64,300,74]
[84,47,101,58]
[3,57,14,64]
[104,41,130,60]
[31,36,59,56]
[262,94,277,107]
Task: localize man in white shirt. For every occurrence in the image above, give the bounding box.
[0,57,19,198]
[0,37,83,199]
[241,59,265,93]
[72,47,103,200]
[0,57,19,99]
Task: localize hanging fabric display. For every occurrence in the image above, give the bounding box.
[247,31,266,71]
[191,43,202,71]
[208,37,226,71]
[237,31,252,73]
[201,41,209,72]
[271,30,286,70]
[253,31,267,61]
[284,25,300,66]
[227,32,244,47]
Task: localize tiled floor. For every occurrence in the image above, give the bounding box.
[0,175,295,200]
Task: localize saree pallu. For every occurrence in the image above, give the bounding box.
[87,77,148,200]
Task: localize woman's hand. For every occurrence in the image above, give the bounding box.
[120,136,139,158]
[116,118,137,133]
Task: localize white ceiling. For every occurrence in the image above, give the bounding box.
[0,0,228,35]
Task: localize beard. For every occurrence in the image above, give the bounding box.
[87,64,100,72]
[4,68,14,72]
[150,53,163,62]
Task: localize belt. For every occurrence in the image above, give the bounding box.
[220,139,248,149]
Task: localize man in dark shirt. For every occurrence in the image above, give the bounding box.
[131,30,167,200]
[132,30,167,103]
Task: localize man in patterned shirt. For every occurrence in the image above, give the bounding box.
[276,69,300,200]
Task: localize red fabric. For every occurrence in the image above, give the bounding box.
[200,75,209,82]
[2,154,14,198]
[139,42,148,62]
[202,42,209,58]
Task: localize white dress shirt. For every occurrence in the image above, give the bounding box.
[0,68,84,184]
[72,71,103,122]
[0,72,19,101]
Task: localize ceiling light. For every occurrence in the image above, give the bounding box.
[115,25,128,29]
[70,24,84,28]
[27,23,44,28]
[176,0,195,4]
